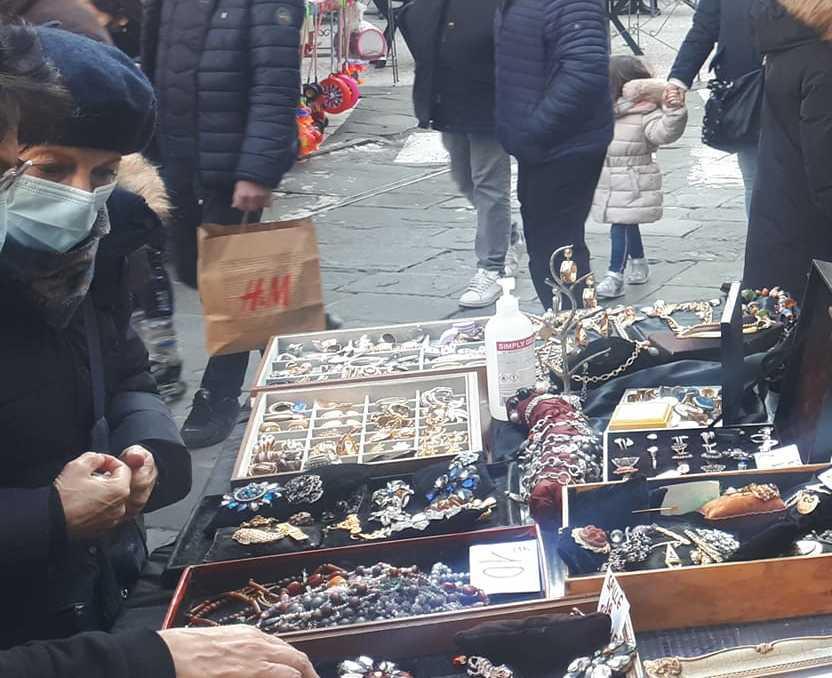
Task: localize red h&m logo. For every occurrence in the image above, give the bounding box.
[239,274,292,312]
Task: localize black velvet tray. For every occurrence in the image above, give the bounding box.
[560,468,828,578]
[164,462,521,580]
[604,424,780,479]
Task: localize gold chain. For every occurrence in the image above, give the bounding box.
[647,301,715,335]
[536,339,645,385]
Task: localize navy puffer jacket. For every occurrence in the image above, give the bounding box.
[494,0,613,164]
[141,0,302,190]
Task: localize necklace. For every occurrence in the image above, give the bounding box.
[642,299,719,335]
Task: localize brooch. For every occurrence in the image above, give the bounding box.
[284,474,324,504]
[338,657,413,678]
[565,639,637,677]
[221,482,282,512]
[427,451,481,503]
[232,516,309,545]
[453,655,514,678]
[572,525,611,554]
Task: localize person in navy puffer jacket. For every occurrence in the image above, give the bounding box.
[495,0,614,308]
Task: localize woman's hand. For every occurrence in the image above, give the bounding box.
[54,452,131,539]
[120,445,159,518]
[160,626,319,678]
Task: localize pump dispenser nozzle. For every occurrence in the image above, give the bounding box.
[496,276,519,313]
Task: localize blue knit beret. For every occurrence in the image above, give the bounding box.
[22,27,157,154]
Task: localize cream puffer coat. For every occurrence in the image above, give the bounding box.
[591,98,688,225]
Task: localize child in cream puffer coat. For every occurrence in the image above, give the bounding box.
[592,56,688,299]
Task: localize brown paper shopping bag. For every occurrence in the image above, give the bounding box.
[197,217,325,355]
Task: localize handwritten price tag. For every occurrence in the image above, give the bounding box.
[754,444,802,470]
[597,569,633,642]
[469,540,542,595]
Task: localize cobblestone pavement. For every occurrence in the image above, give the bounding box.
[148,1,747,539]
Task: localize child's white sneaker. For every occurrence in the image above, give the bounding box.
[626,258,650,284]
[596,272,625,299]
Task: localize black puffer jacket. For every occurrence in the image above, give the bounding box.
[669,0,762,88]
[744,0,832,298]
[494,0,613,165]
[141,0,302,190]
[0,211,191,647]
[399,0,499,133]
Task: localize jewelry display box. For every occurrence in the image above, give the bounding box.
[607,386,722,432]
[233,372,486,484]
[775,260,832,464]
[603,424,782,481]
[251,317,498,395]
[559,465,832,631]
[163,524,550,646]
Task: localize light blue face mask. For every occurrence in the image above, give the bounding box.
[0,161,32,252]
[5,173,116,254]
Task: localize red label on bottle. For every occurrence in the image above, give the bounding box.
[496,335,535,351]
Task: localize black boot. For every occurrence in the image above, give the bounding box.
[181,389,241,449]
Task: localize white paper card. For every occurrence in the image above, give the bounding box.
[660,481,721,515]
[754,444,802,469]
[598,571,645,677]
[469,540,541,595]
[819,467,832,491]
[597,569,633,642]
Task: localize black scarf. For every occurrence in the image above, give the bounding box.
[0,211,110,328]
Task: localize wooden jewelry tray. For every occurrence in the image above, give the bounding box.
[560,465,832,631]
[233,371,487,484]
[163,524,550,644]
[251,317,493,395]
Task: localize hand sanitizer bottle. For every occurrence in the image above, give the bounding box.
[485,278,536,421]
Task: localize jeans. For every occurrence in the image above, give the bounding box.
[609,224,645,273]
[737,144,759,218]
[517,152,606,308]
[442,132,514,272]
[161,159,263,400]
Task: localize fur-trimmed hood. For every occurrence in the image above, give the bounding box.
[779,0,832,41]
[117,154,171,221]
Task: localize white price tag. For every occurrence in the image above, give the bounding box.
[597,569,633,643]
[754,444,802,470]
[469,540,542,595]
[597,571,643,678]
[819,467,832,491]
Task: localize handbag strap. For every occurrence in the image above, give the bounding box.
[83,296,111,452]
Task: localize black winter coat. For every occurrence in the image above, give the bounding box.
[669,0,762,88]
[0,629,175,678]
[744,2,832,298]
[494,0,613,165]
[141,0,302,190]
[0,209,191,647]
[399,0,499,133]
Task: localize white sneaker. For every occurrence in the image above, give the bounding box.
[596,272,625,299]
[459,269,502,308]
[625,257,650,284]
[504,228,525,277]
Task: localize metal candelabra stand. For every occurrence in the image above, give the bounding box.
[539,245,611,395]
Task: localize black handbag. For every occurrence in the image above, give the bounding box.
[702,68,764,153]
